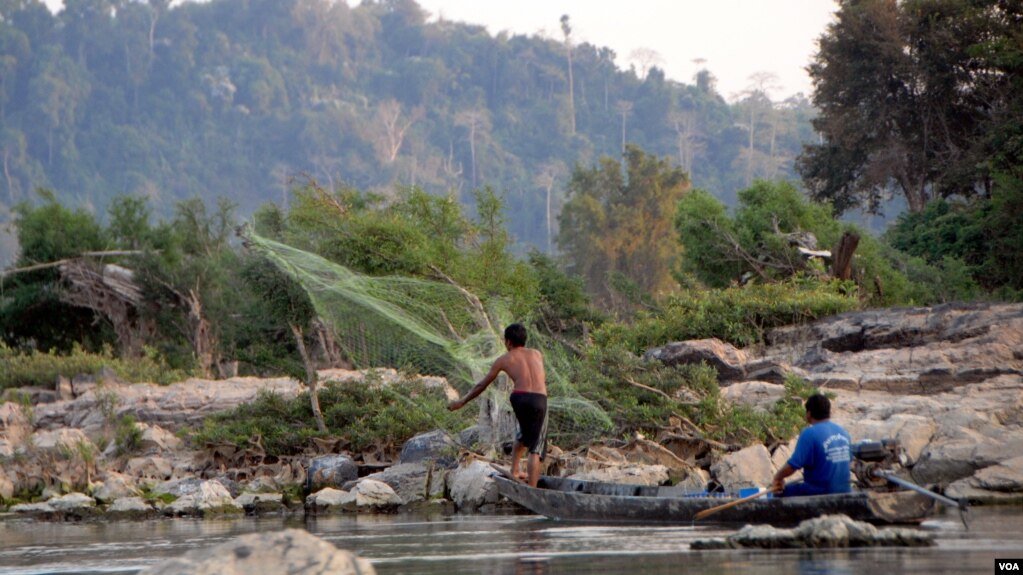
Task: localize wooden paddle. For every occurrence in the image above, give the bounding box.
[693,487,776,521]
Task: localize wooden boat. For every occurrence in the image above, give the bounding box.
[495,475,936,525]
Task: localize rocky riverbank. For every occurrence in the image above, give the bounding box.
[1,302,1021,521]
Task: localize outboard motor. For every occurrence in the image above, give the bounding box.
[851,438,907,489]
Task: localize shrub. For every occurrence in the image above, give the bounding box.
[592,276,859,353]
[190,374,473,457]
[0,343,193,390]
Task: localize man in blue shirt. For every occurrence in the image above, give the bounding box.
[771,394,851,496]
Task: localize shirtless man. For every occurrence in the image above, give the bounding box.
[447,323,548,487]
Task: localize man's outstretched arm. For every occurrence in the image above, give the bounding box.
[448,358,503,410]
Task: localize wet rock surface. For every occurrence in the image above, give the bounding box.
[691,514,935,549]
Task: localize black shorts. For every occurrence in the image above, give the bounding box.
[510,392,548,457]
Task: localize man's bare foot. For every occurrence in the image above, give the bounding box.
[514,471,528,482]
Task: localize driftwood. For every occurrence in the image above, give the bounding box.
[58,259,155,357]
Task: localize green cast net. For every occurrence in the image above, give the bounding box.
[243,229,612,451]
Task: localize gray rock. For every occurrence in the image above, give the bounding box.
[10,502,55,514]
[0,467,13,501]
[234,492,286,514]
[163,480,242,517]
[720,381,786,412]
[692,514,934,549]
[399,429,458,466]
[92,472,141,503]
[644,338,748,382]
[710,444,775,491]
[306,481,401,513]
[306,454,359,492]
[306,487,352,512]
[447,459,499,510]
[47,492,96,511]
[137,528,375,575]
[125,456,174,481]
[358,462,441,504]
[108,497,152,512]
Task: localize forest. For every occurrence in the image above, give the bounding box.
[1,0,1021,452]
[0,0,818,258]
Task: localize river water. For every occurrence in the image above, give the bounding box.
[0,507,1020,575]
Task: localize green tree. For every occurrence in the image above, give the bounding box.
[557,145,689,312]
[0,191,110,351]
[799,0,1019,214]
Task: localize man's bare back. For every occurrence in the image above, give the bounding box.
[494,347,547,396]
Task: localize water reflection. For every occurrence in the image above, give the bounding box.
[0,508,1019,575]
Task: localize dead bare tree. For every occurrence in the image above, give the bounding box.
[290,323,327,433]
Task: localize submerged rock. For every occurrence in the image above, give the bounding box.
[691,514,934,549]
[137,528,375,575]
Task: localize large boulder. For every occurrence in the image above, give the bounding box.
[137,528,375,575]
[106,496,156,519]
[447,459,499,510]
[720,381,787,412]
[48,492,96,512]
[234,492,286,514]
[163,480,242,516]
[30,428,92,451]
[138,423,183,454]
[32,377,303,432]
[763,303,1023,394]
[643,338,748,382]
[92,471,141,503]
[710,444,775,491]
[306,480,402,513]
[946,456,1023,503]
[399,430,458,466]
[125,456,174,481]
[357,462,440,504]
[306,454,359,492]
[0,402,31,455]
[0,467,13,501]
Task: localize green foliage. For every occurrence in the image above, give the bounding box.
[0,0,819,256]
[570,344,720,438]
[0,192,113,352]
[674,180,976,307]
[527,250,604,334]
[114,414,143,457]
[593,277,859,353]
[800,0,1020,213]
[191,376,473,457]
[886,179,1023,298]
[0,343,192,390]
[281,183,540,317]
[674,189,744,287]
[558,146,690,313]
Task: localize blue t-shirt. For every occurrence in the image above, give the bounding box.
[786,420,851,495]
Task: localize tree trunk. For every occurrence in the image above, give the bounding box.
[831,231,860,281]
[291,323,327,433]
[187,289,215,378]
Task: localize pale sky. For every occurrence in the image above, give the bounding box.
[41,0,838,100]
[415,0,839,100]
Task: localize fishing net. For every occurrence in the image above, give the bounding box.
[243,229,612,451]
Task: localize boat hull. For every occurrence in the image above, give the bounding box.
[495,477,935,525]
